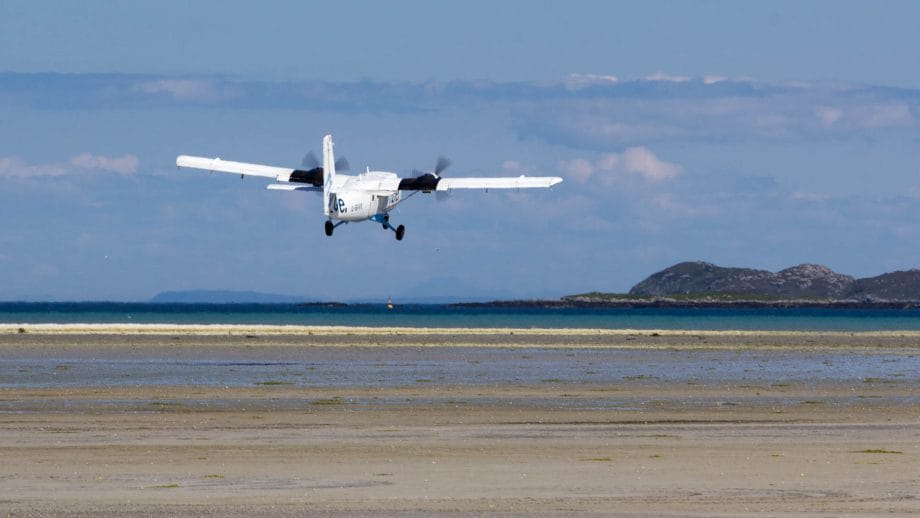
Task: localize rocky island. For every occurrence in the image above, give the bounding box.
[455,262,920,309]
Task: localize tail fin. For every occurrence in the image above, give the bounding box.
[322,134,336,216]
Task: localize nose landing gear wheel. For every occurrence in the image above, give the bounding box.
[324,220,334,236]
[395,225,405,241]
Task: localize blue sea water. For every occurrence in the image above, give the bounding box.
[2,302,920,331]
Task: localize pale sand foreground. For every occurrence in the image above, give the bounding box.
[1,329,918,516]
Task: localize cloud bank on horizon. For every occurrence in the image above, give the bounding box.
[5,72,918,143]
[0,153,139,179]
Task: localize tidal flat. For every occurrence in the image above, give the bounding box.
[0,326,918,516]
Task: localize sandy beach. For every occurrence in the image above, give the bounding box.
[1,326,918,516]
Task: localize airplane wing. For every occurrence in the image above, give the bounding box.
[266,184,322,192]
[176,155,324,186]
[397,172,562,192]
[435,176,563,190]
[177,155,563,192]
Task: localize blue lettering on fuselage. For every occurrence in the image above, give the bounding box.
[337,198,346,213]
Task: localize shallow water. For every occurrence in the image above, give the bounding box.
[2,347,917,389]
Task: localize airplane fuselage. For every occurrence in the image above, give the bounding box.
[328,171,402,222]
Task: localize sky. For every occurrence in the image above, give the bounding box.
[1,1,919,301]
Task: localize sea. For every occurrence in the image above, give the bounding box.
[3,303,920,391]
[2,302,920,331]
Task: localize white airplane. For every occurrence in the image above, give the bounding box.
[177,134,562,240]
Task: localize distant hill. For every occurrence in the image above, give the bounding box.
[149,290,312,304]
[855,270,920,301]
[625,262,920,301]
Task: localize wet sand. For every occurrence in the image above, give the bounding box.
[1,327,918,516]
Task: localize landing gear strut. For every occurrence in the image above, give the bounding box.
[371,214,406,241]
[324,220,345,237]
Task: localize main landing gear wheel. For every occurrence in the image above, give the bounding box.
[324,220,334,237]
[395,225,405,241]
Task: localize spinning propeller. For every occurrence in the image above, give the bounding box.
[411,156,451,201]
[433,156,451,201]
[434,156,451,177]
[301,151,350,172]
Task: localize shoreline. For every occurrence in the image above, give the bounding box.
[456,298,920,309]
[4,323,920,336]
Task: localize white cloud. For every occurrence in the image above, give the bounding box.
[0,156,67,178]
[133,79,237,102]
[644,192,721,218]
[650,192,680,211]
[69,153,138,175]
[861,103,913,127]
[0,154,139,179]
[501,160,522,171]
[621,147,681,181]
[703,75,726,85]
[557,147,681,185]
[556,158,594,183]
[564,73,619,90]
[514,79,920,147]
[595,153,620,171]
[814,106,843,126]
[790,191,830,202]
[536,111,685,146]
[753,114,792,137]
[644,72,691,82]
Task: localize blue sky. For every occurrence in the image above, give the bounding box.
[1,1,919,301]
